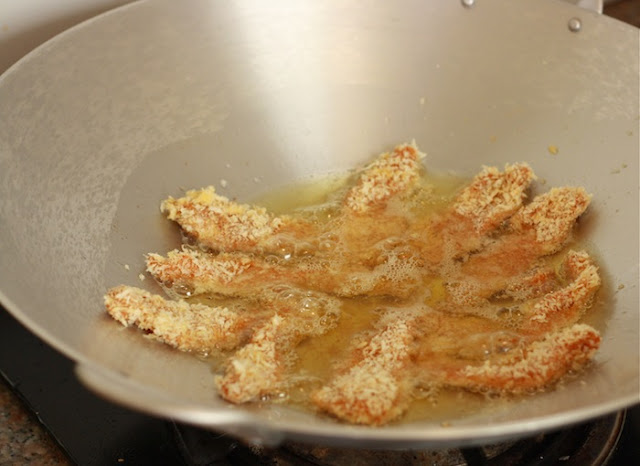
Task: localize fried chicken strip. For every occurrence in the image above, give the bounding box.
[521,250,600,336]
[104,285,259,353]
[510,187,592,254]
[162,142,425,257]
[146,247,423,299]
[444,324,601,394]
[161,186,313,254]
[312,309,423,425]
[216,292,342,403]
[442,187,592,305]
[410,163,535,268]
[498,265,559,302]
[453,163,536,235]
[436,251,600,334]
[215,314,287,403]
[343,142,425,214]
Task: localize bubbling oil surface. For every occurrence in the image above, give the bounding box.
[193,169,606,425]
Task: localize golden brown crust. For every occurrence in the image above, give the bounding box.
[104,285,254,352]
[510,187,591,252]
[217,293,342,403]
[161,186,312,253]
[410,163,535,271]
[105,142,602,426]
[312,309,422,425]
[343,142,425,214]
[215,314,288,403]
[453,163,535,234]
[146,248,268,298]
[521,251,600,336]
[449,324,601,394]
[146,247,423,299]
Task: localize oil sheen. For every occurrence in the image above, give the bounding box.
[192,169,603,425]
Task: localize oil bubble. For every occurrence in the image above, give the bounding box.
[173,283,195,298]
[264,255,282,266]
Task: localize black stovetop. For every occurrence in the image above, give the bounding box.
[1,306,639,465]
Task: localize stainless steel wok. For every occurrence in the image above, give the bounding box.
[0,0,638,448]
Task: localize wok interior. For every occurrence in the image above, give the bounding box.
[0,0,637,447]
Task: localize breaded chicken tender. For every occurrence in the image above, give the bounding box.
[343,142,425,213]
[217,290,342,403]
[448,324,601,394]
[312,309,423,425]
[105,141,603,427]
[410,162,536,269]
[161,186,314,254]
[453,163,535,234]
[522,251,600,336]
[104,285,258,352]
[146,247,423,299]
[442,188,593,305]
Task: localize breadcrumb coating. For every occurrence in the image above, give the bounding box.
[523,251,600,335]
[450,188,592,299]
[312,310,422,425]
[453,324,601,394]
[217,294,342,403]
[105,142,603,427]
[161,186,311,253]
[146,248,259,297]
[511,187,591,250]
[411,162,535,271]
[501,266,559,301]
[215,314,287,403]
[146,247,422,299]
[104,285,254,352]
[454,163,535,234]
[343,142,425,213]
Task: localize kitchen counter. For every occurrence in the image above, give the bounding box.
[0,380,70,465]
[0,2,637,464]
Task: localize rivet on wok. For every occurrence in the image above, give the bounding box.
[461,0,475,8]
[568,17,582,32]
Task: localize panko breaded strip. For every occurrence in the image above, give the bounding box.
[455,187,592,286]
[441,251,599,329]
[163,143,423,254]
[104,285,256,353]
[215,314,288,403]
[448,265,559,307]
[146,248,423,299]
[161,186,313,253]
[343,142,425,214]
[312,309,422,426]
[500,265,559,301]
[437,264,559,310]
[146,248,259,298]
[411,163,535,269]
[453,163,535,234]
[445,324,601,394]
[510,187,591,254]
[521,251,600,336]
[216,293,342,403]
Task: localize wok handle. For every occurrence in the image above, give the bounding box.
[75,363,286,446]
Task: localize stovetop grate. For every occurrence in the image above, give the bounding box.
[171,410,624,466]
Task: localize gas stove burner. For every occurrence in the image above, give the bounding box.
[171,410,624,466]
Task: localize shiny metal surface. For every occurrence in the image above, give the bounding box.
[568,17,584,31]
[0,0,638,448]
[567,0,603,13]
